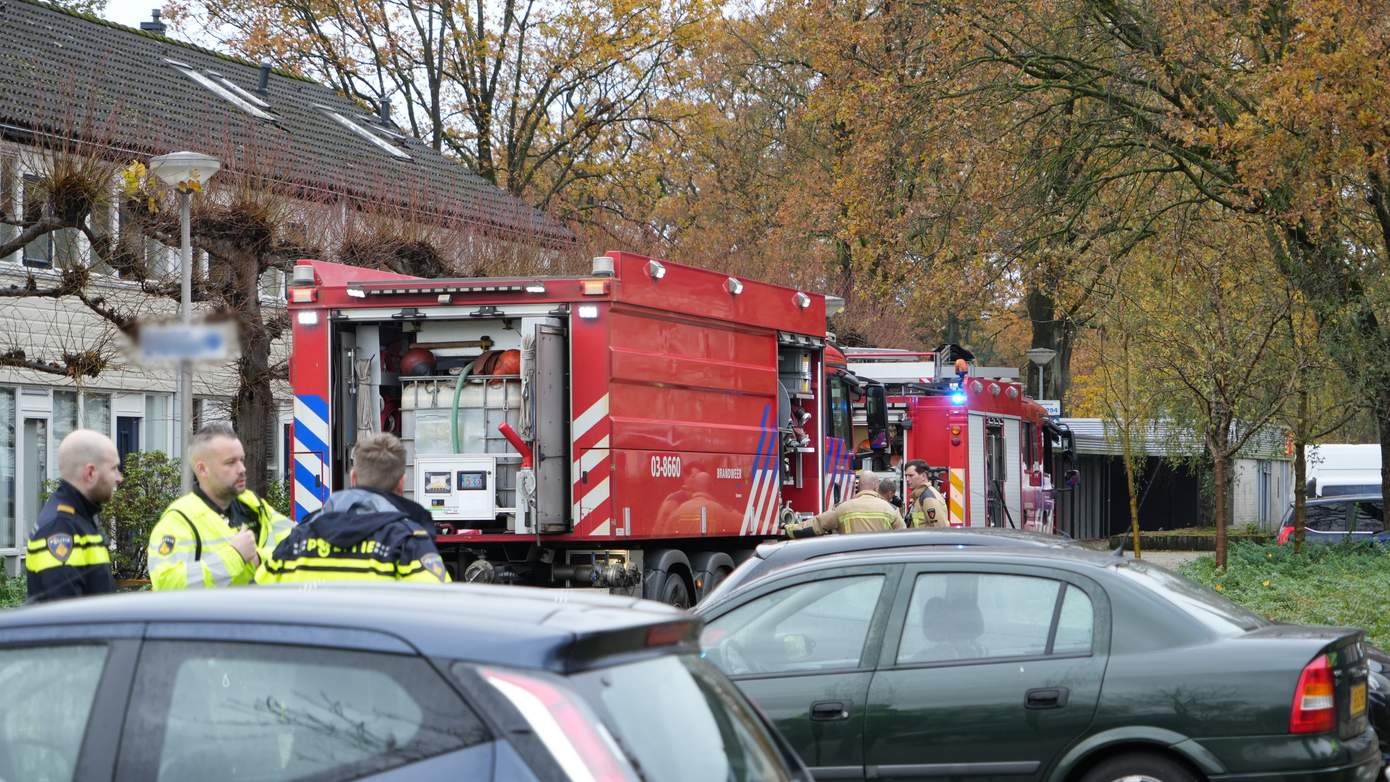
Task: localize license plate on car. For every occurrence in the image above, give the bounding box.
[1352,682,1367,717]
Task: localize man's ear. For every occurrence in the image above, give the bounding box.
[394,474,407,495]
[349,468,359,487]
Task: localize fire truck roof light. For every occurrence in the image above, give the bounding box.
[725,277,744,295]
[950,389,967,405]
[291,265,315,285]
[297,311,319,326]
[347,287,366,298]
[793,291,811,309]
[577,304,599,319]
[646,259,666,279]
[289,288,316,303]
[526,283,547,293]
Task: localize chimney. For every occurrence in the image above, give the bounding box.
[139,9,166,34]
[256,62,271,94]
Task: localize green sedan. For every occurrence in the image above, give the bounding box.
[694,544,1380,782]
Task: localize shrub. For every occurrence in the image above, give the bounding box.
[0,570,25,608]
[1181,542,1390,648]
[262,476,292,518]
[103,451,181,581]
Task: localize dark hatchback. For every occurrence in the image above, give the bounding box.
[0,584,809,782]
[1277,494,1385,545]
[695,544,1380,782]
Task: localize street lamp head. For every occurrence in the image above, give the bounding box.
[149,151,221,191]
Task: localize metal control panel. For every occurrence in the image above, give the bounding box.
[414,454,497,521]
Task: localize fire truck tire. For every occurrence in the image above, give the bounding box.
[689,551,736,601]
[658,572,692,609]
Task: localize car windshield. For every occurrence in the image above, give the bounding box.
[1114,559,1270,635]
[567,654,795,782]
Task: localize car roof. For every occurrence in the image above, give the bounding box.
[0,584,693,672]
[754,528,1076,567]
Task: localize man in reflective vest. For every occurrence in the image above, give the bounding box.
[147,422,293,590]
[905,459,949,528]
[25,429,122,602]
[785,471,905,537]
[258,432,450,584]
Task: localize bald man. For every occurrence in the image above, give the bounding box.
[784,470,905,538]
[25,429,122,602]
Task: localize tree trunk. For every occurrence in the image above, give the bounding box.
[1123,453,1142,559]
[227,252,274,495]
[1293,384,1308,554]
[1380,406,1390,547]
[1213,448,1229,569]
[1025,286,1073,402]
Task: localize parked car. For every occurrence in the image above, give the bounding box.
[694,544,1380,782]
[704,527,1075,606]
[0,583,810,782]
[1276,494,1384,545]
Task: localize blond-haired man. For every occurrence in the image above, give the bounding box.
[257,432,450,584]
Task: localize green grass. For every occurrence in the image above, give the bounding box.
[0,571,26,608]
[1180,542,1390,649]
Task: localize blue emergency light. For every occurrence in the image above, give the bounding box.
[949,388,967,405]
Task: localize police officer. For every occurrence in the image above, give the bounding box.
[147,422,293,590]
[785,471,905,537]
[25,429,122,602]
[905,459,949,528]
[258,432,449,584]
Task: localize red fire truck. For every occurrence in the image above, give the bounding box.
[844,348,1073,532]
[285,251,1065,605]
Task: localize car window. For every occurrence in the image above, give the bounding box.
[1052,586,1095,655]
[116,640,489,782]
[897,573,1088,664]
[701,574,884,675]
[0,644,108,782]
[1114,559,1268,635]
[1306,503,1349,532]
[566,654,794,782]
[1353,502,1383,533]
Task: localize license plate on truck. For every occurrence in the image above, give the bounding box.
[1352,681,1367,717]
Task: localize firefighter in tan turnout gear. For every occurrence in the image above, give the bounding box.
[785,471,906,538]
[904,459,950,528]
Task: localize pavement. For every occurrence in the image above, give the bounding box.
[1132,550,1209,570]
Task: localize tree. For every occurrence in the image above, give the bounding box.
[946,0,1390,539]
[173,0,709,218]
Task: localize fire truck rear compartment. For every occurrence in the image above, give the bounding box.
[330,313,568,535]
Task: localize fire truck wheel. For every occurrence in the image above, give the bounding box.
[659,572,692,609]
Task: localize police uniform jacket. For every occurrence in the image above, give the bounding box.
[257,487,450,584]
[808,491,906,535]
[25,480,115,602]
[909,483,950,528]
[147,487,293,590]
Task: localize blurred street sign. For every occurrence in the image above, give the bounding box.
[139,324,232,362]
[1037,400,1061,416]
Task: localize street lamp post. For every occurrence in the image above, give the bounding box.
[148,152,220,493]
[1025,347,1058,402]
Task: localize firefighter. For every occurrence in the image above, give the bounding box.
[25,429,122,603]
[147,422,293,590]
[784,471,905,537]
[257,432,450,584]
[877,473,905,513]
[905,459,949,528]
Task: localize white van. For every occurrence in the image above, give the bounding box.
[1306,444,1381,497]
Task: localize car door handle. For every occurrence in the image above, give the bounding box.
[810,700,850,721]
[1025,687,1069,709]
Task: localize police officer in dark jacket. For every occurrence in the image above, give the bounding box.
[258,432,450,584]
[25,429,123,602]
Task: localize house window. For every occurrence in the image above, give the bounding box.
[84,393,111,436]
[21,175,52,269]
[324,110,412,160]
[167,60,275,120]
[0,157,16,259]
[52,390,78,447]
[0,388,15,550]
[145,393,172,455]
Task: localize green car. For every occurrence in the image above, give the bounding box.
[694,544,1380,782]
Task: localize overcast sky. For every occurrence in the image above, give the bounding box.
[103,0,163,29]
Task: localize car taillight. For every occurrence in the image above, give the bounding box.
[1290,654,1337,734]
[480,667,637,782]
[1277,526,1293,545]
